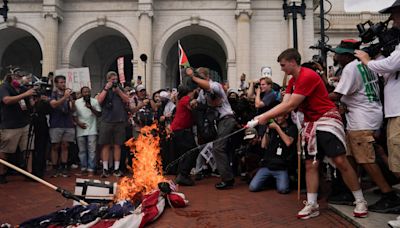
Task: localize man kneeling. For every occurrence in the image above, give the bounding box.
[249,114,297,194]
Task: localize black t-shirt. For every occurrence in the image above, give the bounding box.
[0,83,30,129]
[262,124,298,170]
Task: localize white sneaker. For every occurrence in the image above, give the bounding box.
[388,219,400,228]
[353,199,368,218]
[297,201,320,219]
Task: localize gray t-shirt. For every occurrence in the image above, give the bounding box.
[197,80,234,118]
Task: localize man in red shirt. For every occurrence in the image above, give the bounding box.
[170,85,198,186]
[247,48,368,219]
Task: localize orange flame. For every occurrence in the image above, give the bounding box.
[116,123,166,201]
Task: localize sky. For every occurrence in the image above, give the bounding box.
[344,0,394,12]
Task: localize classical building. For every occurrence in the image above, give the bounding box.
[0,0,389,92]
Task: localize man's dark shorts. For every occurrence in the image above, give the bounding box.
[305,130,346,160]
[98,122,126,145]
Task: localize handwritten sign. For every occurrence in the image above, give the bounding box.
[55,67,91,92]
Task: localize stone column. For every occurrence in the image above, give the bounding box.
[235,0,252,86]
[42,12,61,76]
[137,0,153,92]
[42,0,62,77]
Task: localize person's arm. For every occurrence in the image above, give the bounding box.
[49,90,71,108]
[254,88,265,108]
[97,81,112,104]
[255,94,305,125]
[261,131,269,149]
[355,49,400,74]
[86,101,102,117]
[115,87,130,103]
[191,75,211,91]
[247,81,255,98]
[328,92,342,101]
[2,88,36,105]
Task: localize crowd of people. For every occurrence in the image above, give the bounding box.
[0,0,400,224]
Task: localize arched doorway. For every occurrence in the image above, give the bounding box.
[0,27,42,79]
[68,27,133,93]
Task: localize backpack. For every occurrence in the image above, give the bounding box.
[193,103,219,143]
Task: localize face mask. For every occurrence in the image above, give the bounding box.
[11,79,21,88]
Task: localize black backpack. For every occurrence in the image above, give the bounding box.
[193,103,219,143]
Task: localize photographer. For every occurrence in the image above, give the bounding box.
[355,1,400,178]
[249,114,297,194]
[97,71,129,178]
[49,75,75,178]
[330,39,400,213]
[73,86,101,177]
[0,73,37,184]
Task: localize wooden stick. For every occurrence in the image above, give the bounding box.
[297,131,302,201]
[0,158,88,206]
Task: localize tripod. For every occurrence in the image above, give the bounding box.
[21,115,35,172]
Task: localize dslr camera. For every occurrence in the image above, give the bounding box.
[357,18,400,57]
[112,81,119,88]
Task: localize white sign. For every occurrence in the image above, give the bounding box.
[55,67,91,92]
[117,57,125,84]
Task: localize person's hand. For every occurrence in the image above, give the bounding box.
[255,87,261,94]
[24,88,37,97]
[185,68,194,77]
[246,119,259,128]
[143,99,150,106]
[64,89,72,99]
[104,81,113,90]
[354,50,371,65]
[77,122,87,129]
[85,102,92,109]
[189,99,197,108]
[268,121,278,130]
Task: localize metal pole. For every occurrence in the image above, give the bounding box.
[0,158,88,205]
[320,0,327,69]
[292,3,298,50]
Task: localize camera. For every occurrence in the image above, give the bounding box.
[357,18,400,57]
[254,82,260,89]
[112,81,119,88]
[83,95,91,104]
[26,76,52,97]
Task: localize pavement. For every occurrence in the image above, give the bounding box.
[329,184,400,228]
[0,171,354,227]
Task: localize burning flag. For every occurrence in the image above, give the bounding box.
[18,123,189,228]
[116,123,166,201]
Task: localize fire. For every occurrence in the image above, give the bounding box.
[116,123,166,201]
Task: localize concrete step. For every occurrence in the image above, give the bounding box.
[329,184,400,228]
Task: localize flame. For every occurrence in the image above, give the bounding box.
[116,123,166,201]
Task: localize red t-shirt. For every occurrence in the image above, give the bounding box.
[170,96,194,131]
[285,67,335,122]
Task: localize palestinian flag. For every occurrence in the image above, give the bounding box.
[178,42,190,68]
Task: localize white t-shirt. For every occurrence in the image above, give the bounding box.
[367,44,400,118]
[74,97,101,137]
[334,59,383,130]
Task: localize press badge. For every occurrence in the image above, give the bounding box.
[276,147,282,156]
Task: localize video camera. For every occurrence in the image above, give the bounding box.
[26,76,52,97]
[357,18,400,57]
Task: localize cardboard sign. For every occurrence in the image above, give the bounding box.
[55,67,91,92]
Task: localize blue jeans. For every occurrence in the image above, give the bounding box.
[249,167,290,194]
[77,135,97,171]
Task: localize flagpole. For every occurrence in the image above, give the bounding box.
[178,40,182,84]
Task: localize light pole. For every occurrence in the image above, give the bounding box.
[140,54,148,88]
[283,0,306,50]
[0,0,8,22]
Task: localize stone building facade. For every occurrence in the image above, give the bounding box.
[0,0,389,92]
